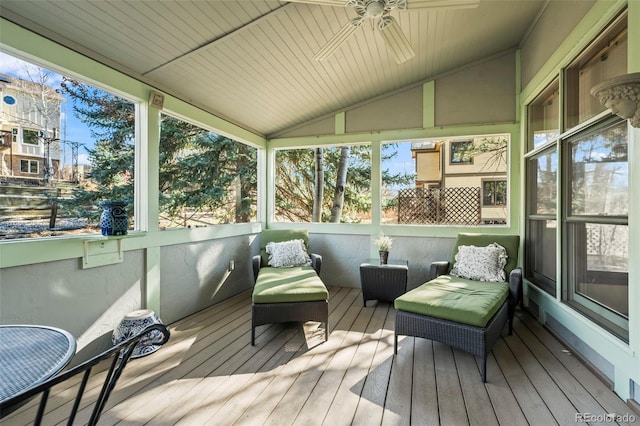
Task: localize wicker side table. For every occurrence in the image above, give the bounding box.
[359,259,408,307]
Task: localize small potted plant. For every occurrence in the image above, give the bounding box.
[374,232,393,264]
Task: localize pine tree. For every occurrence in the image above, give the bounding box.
[60,78,257,226]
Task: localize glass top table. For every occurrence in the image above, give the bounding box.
[0,325,76,403]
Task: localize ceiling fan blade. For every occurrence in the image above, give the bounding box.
[285,0,349,6]
[313,20,362,61]
[405,0,480,10]
[379,16,415,64]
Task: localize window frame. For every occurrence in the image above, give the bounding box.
[561,116,629,341]
[564,119,628,220]
[563,221,629,340]
[449,140,474,165]
[157,111,259,229]
[525,145,558,296]
[22,129,40,145]
[563,12,627,131]
[272,143,373,224]
[523,10,629,341]
[20,159,39,174]
[481,179,507,206]
[377,134,511,227]
[527,79,560,151]
[0,51,142,240]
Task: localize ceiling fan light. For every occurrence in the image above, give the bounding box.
[365,1,385,17]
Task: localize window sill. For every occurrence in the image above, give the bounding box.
[82,233,146,269]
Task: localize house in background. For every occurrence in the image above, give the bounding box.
[408,137,508,225]
[0,73,62,181]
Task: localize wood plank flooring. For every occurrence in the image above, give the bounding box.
[4,286,635,425]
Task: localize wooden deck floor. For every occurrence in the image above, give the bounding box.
[5,286,635,425]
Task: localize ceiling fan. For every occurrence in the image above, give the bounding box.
[286,0,480,64]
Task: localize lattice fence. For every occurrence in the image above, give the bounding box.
[586,224,629,259]
[397,187,481,225]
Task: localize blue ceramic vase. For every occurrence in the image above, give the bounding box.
[99,201,128,236]
[112,309,164,358]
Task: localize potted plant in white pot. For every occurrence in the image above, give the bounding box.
[374,232,393,264]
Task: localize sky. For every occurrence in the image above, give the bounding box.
[383,142,414,177]
[1,51,94,166]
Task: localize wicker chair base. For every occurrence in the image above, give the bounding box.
[251,300,328,345]
[394,301,509,382]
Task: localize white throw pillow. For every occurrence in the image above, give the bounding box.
[450,243,508,282]
[266,239,312,268]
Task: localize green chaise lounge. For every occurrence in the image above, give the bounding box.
[251,229,329,346]
[394,233,522,382]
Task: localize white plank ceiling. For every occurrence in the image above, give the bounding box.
[0,0,546,137]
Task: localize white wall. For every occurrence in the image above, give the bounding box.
[159,235,257,324]
[519,0,595,88]
[0,233,260,353]
[435,52,516,126]
[276,51,517,139]
[0,252,144,351]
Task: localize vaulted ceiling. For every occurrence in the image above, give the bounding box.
[0,0,548,137]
